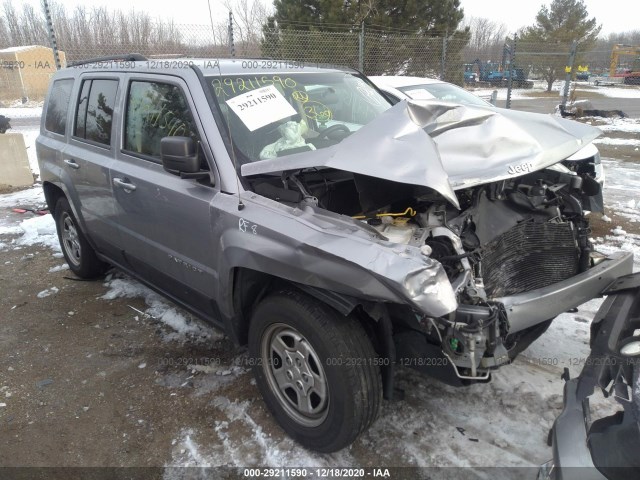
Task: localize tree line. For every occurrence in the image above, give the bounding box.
[0,0,268,61]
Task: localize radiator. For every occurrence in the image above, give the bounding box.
[481,221,580,298]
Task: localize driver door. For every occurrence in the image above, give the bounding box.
[110,75,220,320]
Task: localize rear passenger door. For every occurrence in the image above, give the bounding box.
[63,74,123,261]
[110,75,220,320]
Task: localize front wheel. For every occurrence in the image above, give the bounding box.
[248,289,382,452]
[54,197,107,278]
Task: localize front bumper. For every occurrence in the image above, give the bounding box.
[495,251,633,333]
[540,273,640,480]
[540,378,608,480]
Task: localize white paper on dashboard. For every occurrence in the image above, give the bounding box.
[226,85,297,131]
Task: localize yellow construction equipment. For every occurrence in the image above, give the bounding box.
[609,44,640,84]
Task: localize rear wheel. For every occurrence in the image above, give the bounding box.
[248,289,382,452]
[54,197,107,278]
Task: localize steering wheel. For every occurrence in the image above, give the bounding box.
[317,124,350,139]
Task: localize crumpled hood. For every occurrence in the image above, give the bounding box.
[241,100,602,209]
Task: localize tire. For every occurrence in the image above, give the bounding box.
[54,197,107,278]
[248,289,382,452]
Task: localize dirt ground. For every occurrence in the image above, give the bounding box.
[0,237,258,467]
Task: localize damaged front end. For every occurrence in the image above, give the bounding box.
[239,99,633,386]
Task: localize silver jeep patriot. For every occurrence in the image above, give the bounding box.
[37,55,633,452]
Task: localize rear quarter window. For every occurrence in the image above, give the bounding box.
[44,79,74,135]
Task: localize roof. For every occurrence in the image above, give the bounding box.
[368,75,443,88]
[197,59,357,76]
[61,57,357,76]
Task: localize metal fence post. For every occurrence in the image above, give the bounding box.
[562,41,578,108]
[228,11,235,57]
[42,0,61,70]
[359,21,365,72]
[440,30,448,80]
[506,33,517,109]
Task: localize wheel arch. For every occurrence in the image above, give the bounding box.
[42,181,66,216]
[229,267,396,399]
[229,267,362,345]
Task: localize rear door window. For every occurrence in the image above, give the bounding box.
[124,81,200,160]
[44,79,74,135]
[74,79,119,146]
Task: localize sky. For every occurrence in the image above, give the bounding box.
[12,0,640,36]
[458,0,637,36]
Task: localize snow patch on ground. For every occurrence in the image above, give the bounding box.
[602,159,640,217]
[588,86,640,99]
[0,106,43,118]
[594,137,640,146]
[469,87,533,101]
[165,399,337,471]
[594,117,640,133]
[48,263,69,273]
[0,186,44,206]
[0,185,44,209]
[0,214,59,252]
[100,273,223,344]
[37,286,59,298]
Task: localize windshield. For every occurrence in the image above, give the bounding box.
[398,83,491,107]
[206,72,391,163]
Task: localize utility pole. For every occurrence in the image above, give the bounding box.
[441,29,448,81]
[359,21,365,72]
[562,41,578,109]
[506,34,518,109]
[228,11,235,58]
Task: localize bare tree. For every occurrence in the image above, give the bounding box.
[223,0,269,55]
[3,1,24,46]
[0,15,10,48]
[463,15,508,61]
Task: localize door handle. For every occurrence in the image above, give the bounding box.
[63,159,80,170]
[113,177,137,192]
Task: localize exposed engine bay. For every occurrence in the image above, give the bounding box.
[250,164,604,384]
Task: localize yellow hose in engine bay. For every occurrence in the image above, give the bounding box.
[352,207,417,221]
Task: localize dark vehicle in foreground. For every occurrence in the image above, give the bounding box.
[540,273,640,480]
[37,57,633,452]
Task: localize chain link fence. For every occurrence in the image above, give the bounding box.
[0,16,604,106]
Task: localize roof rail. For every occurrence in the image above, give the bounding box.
[68,53,147,67]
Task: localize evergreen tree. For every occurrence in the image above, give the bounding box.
[262,0,469,79]
[268,0,464,34]
[519,0,601,91]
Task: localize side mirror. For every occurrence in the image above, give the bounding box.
[160,136,199,175]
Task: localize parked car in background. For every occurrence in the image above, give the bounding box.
[370,75,494,107]
[37,57,630,452]
[370,75,605,201]
[576,70,591,81]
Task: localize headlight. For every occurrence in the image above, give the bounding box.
[403,267,457,316]
[404,269,439,298]
[593,150,601,165]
